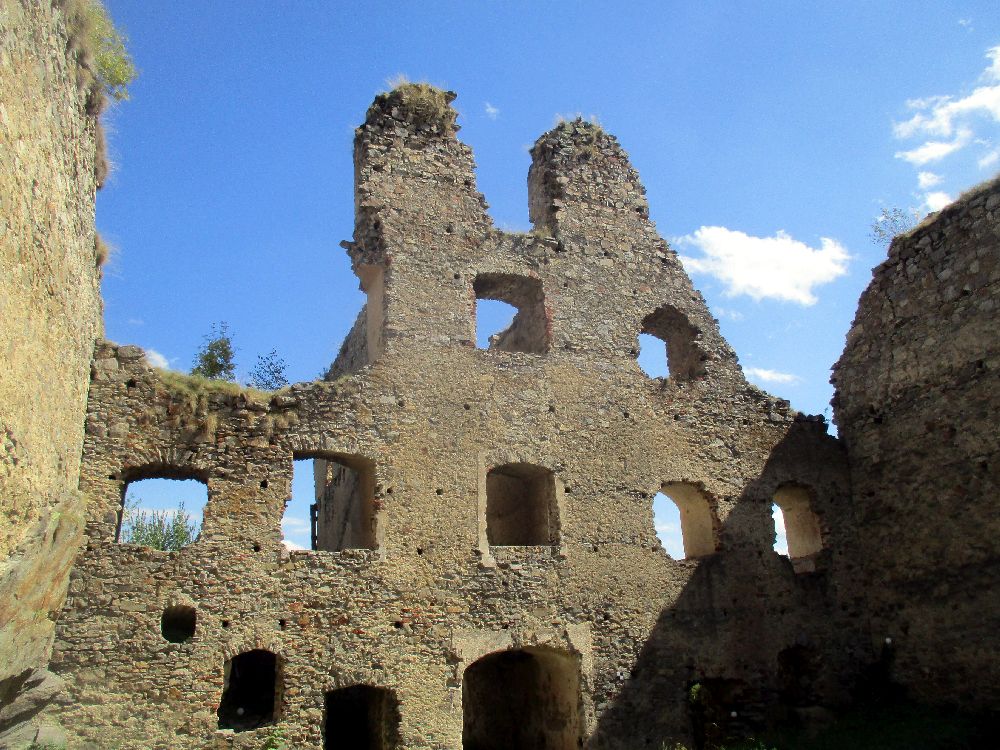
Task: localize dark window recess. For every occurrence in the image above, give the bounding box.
[160,605,196,643]
[463,648,581,750]
[324,685,400,750]
[217,650,279,732]
[485,463,558,546]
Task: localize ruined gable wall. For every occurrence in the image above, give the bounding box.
[0,0,103,735]
[833,176,1000,711]
[52,90,864,749]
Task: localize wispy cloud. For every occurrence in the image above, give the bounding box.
[917,171,942,189]
[744,367,800,385]
[143,348,169,369]
[282,539,306,551]
[923,191,954,212]
[282,516,310,534]
[894,129,972,165]
[127,318,144,327]
[677,227,850,306]
[713,306,745,322]
[892,45,1000,209]
[484,102,499,120]
[979,149,1000,169]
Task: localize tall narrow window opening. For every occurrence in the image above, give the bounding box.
[463,648,581,750]
[324,685,400,750]
[653,483,716,559]
[473,273,549,354]
[217,650,280,731]
[773,484,822,560]
[485,463,558,546]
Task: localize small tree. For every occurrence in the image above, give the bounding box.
[248,349,289,390]
[191,322,237,381]
[870,207,918,248]
[120,498,199,550]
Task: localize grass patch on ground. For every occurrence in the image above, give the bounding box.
[761,700,993,750]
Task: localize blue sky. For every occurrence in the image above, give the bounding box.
[99,1,1000,552]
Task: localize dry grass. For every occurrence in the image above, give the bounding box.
[370,76,457,132]
[155,369,274,408]
[94,231,115,268]
[58,0,136,187]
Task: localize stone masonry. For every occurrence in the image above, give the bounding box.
[48,86,870,749]
[0,1,103,745]
[832,176,1000,714]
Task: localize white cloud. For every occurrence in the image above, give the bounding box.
[894,130,971,165]
[893,46,1000,180]
[958,18,973,30]
[744,367,800,385]
[987,45,1000,82]
[917,171,942,189]
[713,306,745,322]
[677,227,850,306]
[923,191,954,212]
[484,102,499,120]
[894,86,1000,139]
[979,149,1000,170]
[127,317,144,326]
[143,348,169,369]
[282,516,310,534]
[282,539,306,551]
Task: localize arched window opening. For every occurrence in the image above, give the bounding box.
[324,685,400,750]
[161,605,196,643]
[653,483,716,559]
[773,484,823,562]
[638,305,705,381]
[117,471,208,550]
[473,273,549,354]
[486,463,558,546]
[217,650,280,732]
[287,453,376,552]
[463,648,581,750]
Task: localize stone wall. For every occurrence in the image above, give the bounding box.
[51,89,865,749]
[0,0,103,744]
[832,176,1000,712]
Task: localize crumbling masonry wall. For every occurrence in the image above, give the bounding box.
[0,0,103,744]
[833,176,1000,712]
[50,88,868,749]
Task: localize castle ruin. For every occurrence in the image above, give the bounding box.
[2,4,998,748]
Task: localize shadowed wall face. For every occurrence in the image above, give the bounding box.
[833,176,1000,711]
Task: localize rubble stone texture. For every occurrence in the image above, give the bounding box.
[2,8,998,748]
[832,176,1000,712]
[0,0,102,745]
[49,88,868,749]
